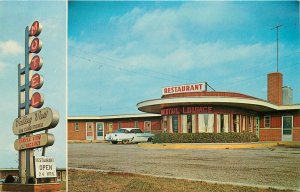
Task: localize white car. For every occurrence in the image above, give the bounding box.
[105,128,154,144]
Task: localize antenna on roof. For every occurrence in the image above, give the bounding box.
[272,24,283,72]
[206,82,216,92]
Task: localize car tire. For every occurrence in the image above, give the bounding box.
[147,137,153,142]
[111,141,118,144]
[122,140,129,144]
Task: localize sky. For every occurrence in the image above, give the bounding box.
[68,1,300,117]
[0,1,66,168]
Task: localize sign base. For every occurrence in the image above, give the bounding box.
[0,183,61,192]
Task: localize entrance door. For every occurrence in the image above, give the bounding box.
[108,123,113,133]
[96,122,104,140]
[86,122,94,141]
[282,116,293,141]
[144,121,151,133]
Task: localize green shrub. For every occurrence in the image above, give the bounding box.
[152,132,259,143]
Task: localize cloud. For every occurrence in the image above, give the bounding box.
[41,16,65,40]
[0,61,5,72]
[88,40,276,73]
[68,1,300,116]
[0,40,22,55]
[109,2,249,47]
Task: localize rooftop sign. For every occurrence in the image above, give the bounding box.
[162,82,207,95]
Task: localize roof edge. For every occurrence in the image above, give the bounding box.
[68,113,161,120]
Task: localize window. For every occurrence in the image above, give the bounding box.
[264,116,271,128]
[217,114,229,133]
[118,121,121,129]
[187,115,192,133]
[198,114,214,133]
[75,122,79,131]
[117,129,128,133]
[182,114,196,133]
[130,129,142,133]
[172,115,178,133]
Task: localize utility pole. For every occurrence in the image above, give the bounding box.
[272,25,283,72]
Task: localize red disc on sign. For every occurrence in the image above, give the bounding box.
[30,38,42,53]
[31,92,44,108]
[30,21,42,37]
[30,55,43,71]
[31,73,44,89]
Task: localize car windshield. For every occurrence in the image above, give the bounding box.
[116,129,126,133]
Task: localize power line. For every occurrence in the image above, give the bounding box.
[69,47,196,83]
[70,54,193,84]
[70,52,299,94]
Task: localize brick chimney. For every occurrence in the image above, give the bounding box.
[267,72,282,105]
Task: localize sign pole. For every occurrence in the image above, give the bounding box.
[18,63,26,184]
[15,21,59,188]
[25,26,35,184]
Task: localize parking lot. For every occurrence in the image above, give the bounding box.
[68,143,300,191]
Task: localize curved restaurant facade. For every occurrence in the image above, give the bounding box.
[68,72,300,142]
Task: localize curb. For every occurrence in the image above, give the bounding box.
[68,140,108,144]
[138,142,300,149]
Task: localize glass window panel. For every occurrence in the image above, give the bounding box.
[264,116,270,128]
[199,114,214,133]
[187,115,192,133]
[172,115,178,133]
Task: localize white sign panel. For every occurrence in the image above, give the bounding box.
[34,156,57,178]
[162,82,207,95]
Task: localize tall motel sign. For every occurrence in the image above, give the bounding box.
[12,21,60,184]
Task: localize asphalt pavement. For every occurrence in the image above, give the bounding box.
[68,143,300,191]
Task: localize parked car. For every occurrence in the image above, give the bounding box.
[105,128,154,144]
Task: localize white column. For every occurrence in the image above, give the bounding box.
[182,115,187,133]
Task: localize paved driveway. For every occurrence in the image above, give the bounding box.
[68,143,300,191]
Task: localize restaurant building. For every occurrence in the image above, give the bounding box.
[68,72,300,142]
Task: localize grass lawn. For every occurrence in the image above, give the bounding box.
[68,169,293,192]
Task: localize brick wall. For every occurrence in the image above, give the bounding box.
[68,117,162,141]
[68,121,86,140]
[0,183,60,191]
[260,129,281,141]
[293,128,300,141]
